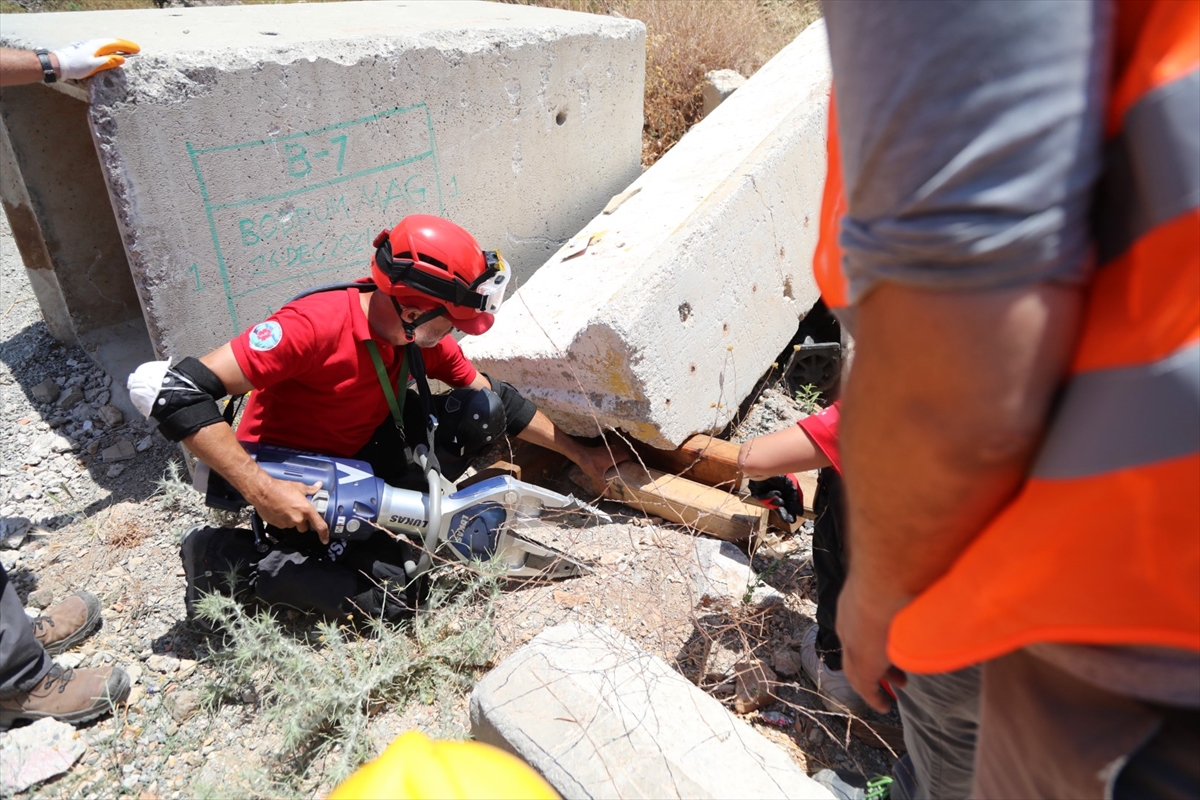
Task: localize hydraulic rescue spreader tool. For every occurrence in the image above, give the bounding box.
[192,443,606,581]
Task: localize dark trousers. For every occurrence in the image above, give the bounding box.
[188,400,487,621]
[812,467,848,671]
[0,565,50,698]
[975,648,1200,799]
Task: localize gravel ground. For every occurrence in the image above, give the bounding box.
[1,212,899,797]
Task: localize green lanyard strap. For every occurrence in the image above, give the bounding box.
[365,340,408,430]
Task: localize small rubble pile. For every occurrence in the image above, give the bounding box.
[2,353,158,544]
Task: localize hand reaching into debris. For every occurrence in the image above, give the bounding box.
[575,439,632,494]
[748,475,804,523]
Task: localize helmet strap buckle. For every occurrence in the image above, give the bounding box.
[393,295,448,342]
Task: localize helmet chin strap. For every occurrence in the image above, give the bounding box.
[392,295,447,343]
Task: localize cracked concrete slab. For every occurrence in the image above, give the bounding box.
[470,622,834,799]
[462,20,832,447]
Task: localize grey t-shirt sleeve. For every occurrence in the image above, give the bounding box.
[822,0,1113,303]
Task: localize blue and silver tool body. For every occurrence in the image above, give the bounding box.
[193,443,606,579]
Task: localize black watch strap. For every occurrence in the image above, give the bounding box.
[34,49,57,84]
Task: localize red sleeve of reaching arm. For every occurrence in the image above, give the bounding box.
[423,336,478,387]
[798,400,842,474]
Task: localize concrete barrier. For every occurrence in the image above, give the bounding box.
[462,20,831,448]
[470,622,834,799]
[0,1,643,403]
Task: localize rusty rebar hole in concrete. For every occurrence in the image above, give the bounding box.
[555,110,567,126]
[678,302,692,322]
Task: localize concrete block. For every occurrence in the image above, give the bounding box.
[700,68,746,119]
[470,622,833,800]
[690,537,784,610]
[462,21,831,448]
[1,1,644,380]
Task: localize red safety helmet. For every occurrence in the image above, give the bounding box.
[370,215,509,336]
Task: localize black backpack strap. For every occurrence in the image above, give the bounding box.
[405,341,441,476]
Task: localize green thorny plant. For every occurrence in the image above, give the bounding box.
[743,556,788,605]
[154,460,193,512]
[794,383,823,415]
[194,560,503,788]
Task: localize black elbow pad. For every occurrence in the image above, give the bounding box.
[150,357,228,441]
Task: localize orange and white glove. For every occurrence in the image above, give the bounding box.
[53,38,140,80]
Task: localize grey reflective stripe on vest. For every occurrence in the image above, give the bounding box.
[1094,68,1200,265]
[1033,340,1200,480]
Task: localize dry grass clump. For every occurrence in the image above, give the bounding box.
[101,500,154,548]
[507,0,821,164]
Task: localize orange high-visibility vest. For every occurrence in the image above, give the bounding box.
[815,0,1200,673]
[813,94,849,311]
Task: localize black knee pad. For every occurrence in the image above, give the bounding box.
[180,525,261,620]
[254,548,359,619]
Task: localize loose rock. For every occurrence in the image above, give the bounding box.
[101,440,137,463]
[27,586,54,608]
[0,518,32,550]
[772,647,802,678]
[168,689,201,723]
[733,659,778,714]
[57,386,85,410]
[31,379,60,404]
[97,405,123,428]
[0,717,87,794]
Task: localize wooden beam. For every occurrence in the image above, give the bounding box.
[634,434,742,490]
[635,434,820,524]
[595,463,768,541]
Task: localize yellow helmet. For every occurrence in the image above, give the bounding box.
[329,731,559,800]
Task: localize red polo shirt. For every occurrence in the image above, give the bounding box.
[230,284,477,457]
[798,400,841,474]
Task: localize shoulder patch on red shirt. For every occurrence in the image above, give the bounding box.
[248,321,283,352]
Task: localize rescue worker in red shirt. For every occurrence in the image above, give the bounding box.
[738,402,862,714]
[129,215,627,621]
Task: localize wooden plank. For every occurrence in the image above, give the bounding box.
[635,434,820,526]
[500,440,570,488]
[597,463,767,542]
[635,434,743,490]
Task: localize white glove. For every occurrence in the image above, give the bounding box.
[52,38,140,80]
[127,360,170,418]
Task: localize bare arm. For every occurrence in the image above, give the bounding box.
[737,425,831,480]
[837,281,1082,709]
[468,372,629,490]
[188,344,329,542]
[513,409,630,491]
[0,48,58,87]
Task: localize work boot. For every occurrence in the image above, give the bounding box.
[31,591,102,656]
[801,625,869,715]
[0,664,130,730]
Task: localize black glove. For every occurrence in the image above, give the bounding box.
[748,475,804,524]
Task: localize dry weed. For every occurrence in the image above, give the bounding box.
[100,500,154,549]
